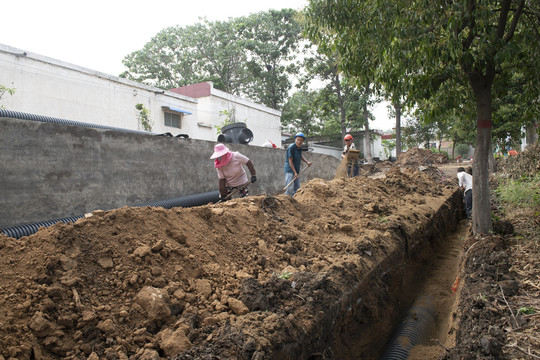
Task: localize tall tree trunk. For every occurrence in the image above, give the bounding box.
[364,120,373,164]
[394,102,402,155]
[525,120,538,147]
[363,88,373,164]
[470,77,493,235]
[489,145,497,173]
[335,74,347,142]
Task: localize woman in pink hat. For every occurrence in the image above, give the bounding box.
[211,143,256,201]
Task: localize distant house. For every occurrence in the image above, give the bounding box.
[0,43,281,147]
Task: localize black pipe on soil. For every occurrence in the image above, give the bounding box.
[380,295,436,359]
[0,215,86,240]
[0,191,220,239]
[134,191,220,209]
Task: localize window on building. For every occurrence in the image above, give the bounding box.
[164,112,181,128]
[162,106,192,129]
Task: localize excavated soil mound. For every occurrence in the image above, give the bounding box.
[0,168,459,360]
[440,145,540,359]
[496,143,540,179]
[396,147,449,166]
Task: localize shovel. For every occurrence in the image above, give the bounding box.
[216,181,251,203]
[283,165,310,192]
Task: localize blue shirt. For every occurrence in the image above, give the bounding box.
[284,143,303,174]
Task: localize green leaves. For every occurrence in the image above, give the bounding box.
[281,89,322,136]
[135,103,153,132]
[0,84,15,109]
[121,10,303,110]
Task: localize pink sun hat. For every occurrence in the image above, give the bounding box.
[210,143,231,159]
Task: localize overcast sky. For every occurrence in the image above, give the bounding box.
[1,0,394,130]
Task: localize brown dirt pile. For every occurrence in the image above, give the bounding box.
[0,167,456,360]
[396,147,449,166]
[496,143,540,179]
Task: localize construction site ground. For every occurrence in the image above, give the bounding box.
[0,147,538,360]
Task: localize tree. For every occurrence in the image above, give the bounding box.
[121,19,249,93]
[382,138,396,160]
[302,51,372,136]
[402,116,436,150]
[281,90,322,137]
[304,0,540,235]
[413,80,477,158]
[236,9,304,109]
[456,143,470,159]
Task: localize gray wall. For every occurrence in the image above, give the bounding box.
[0,117,339,228]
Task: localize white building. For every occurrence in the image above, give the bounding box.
[0,43,282,147]
[170,82,282,146]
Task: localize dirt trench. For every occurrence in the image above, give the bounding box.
[266,184,464,359]
[0,166,465,360]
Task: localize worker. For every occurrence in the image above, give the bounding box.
[284,132,312,196]
[342,133,359,177]
[211,143,256,201]
[457,167,473,220]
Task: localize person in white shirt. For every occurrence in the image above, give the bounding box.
[211,143,256,201]
[457,167,473,220]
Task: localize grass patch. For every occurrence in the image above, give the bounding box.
[495,173,540,209]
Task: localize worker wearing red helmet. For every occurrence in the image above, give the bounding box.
[342,134,359,177]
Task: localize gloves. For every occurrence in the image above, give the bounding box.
[220,194,230,202]
[251,175,257,183]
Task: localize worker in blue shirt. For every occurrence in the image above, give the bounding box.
[284,132,312,196]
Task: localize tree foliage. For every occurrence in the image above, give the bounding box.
[281,89,322,137]
[236,9,303,109]
[121,19,248,93]
[302,51,373,137]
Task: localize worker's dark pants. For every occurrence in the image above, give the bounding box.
[464,189,472,219]
[347,163,359,177]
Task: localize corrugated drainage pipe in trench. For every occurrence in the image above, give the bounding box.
[0,191,220,239]
[381,295,436,360]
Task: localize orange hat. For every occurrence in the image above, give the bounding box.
[344,134,353,140]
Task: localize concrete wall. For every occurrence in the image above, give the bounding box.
[0,117,340,228]
[310,144,342,160]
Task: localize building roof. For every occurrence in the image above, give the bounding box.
[170,82,212,98]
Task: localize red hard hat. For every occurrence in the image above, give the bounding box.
[344,134,353,140]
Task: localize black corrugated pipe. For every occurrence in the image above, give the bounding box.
[0,109,150,135]
[381,295,437,359]
[0,191,220,239]
[134,191,220,209]
[0,215,85,240]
